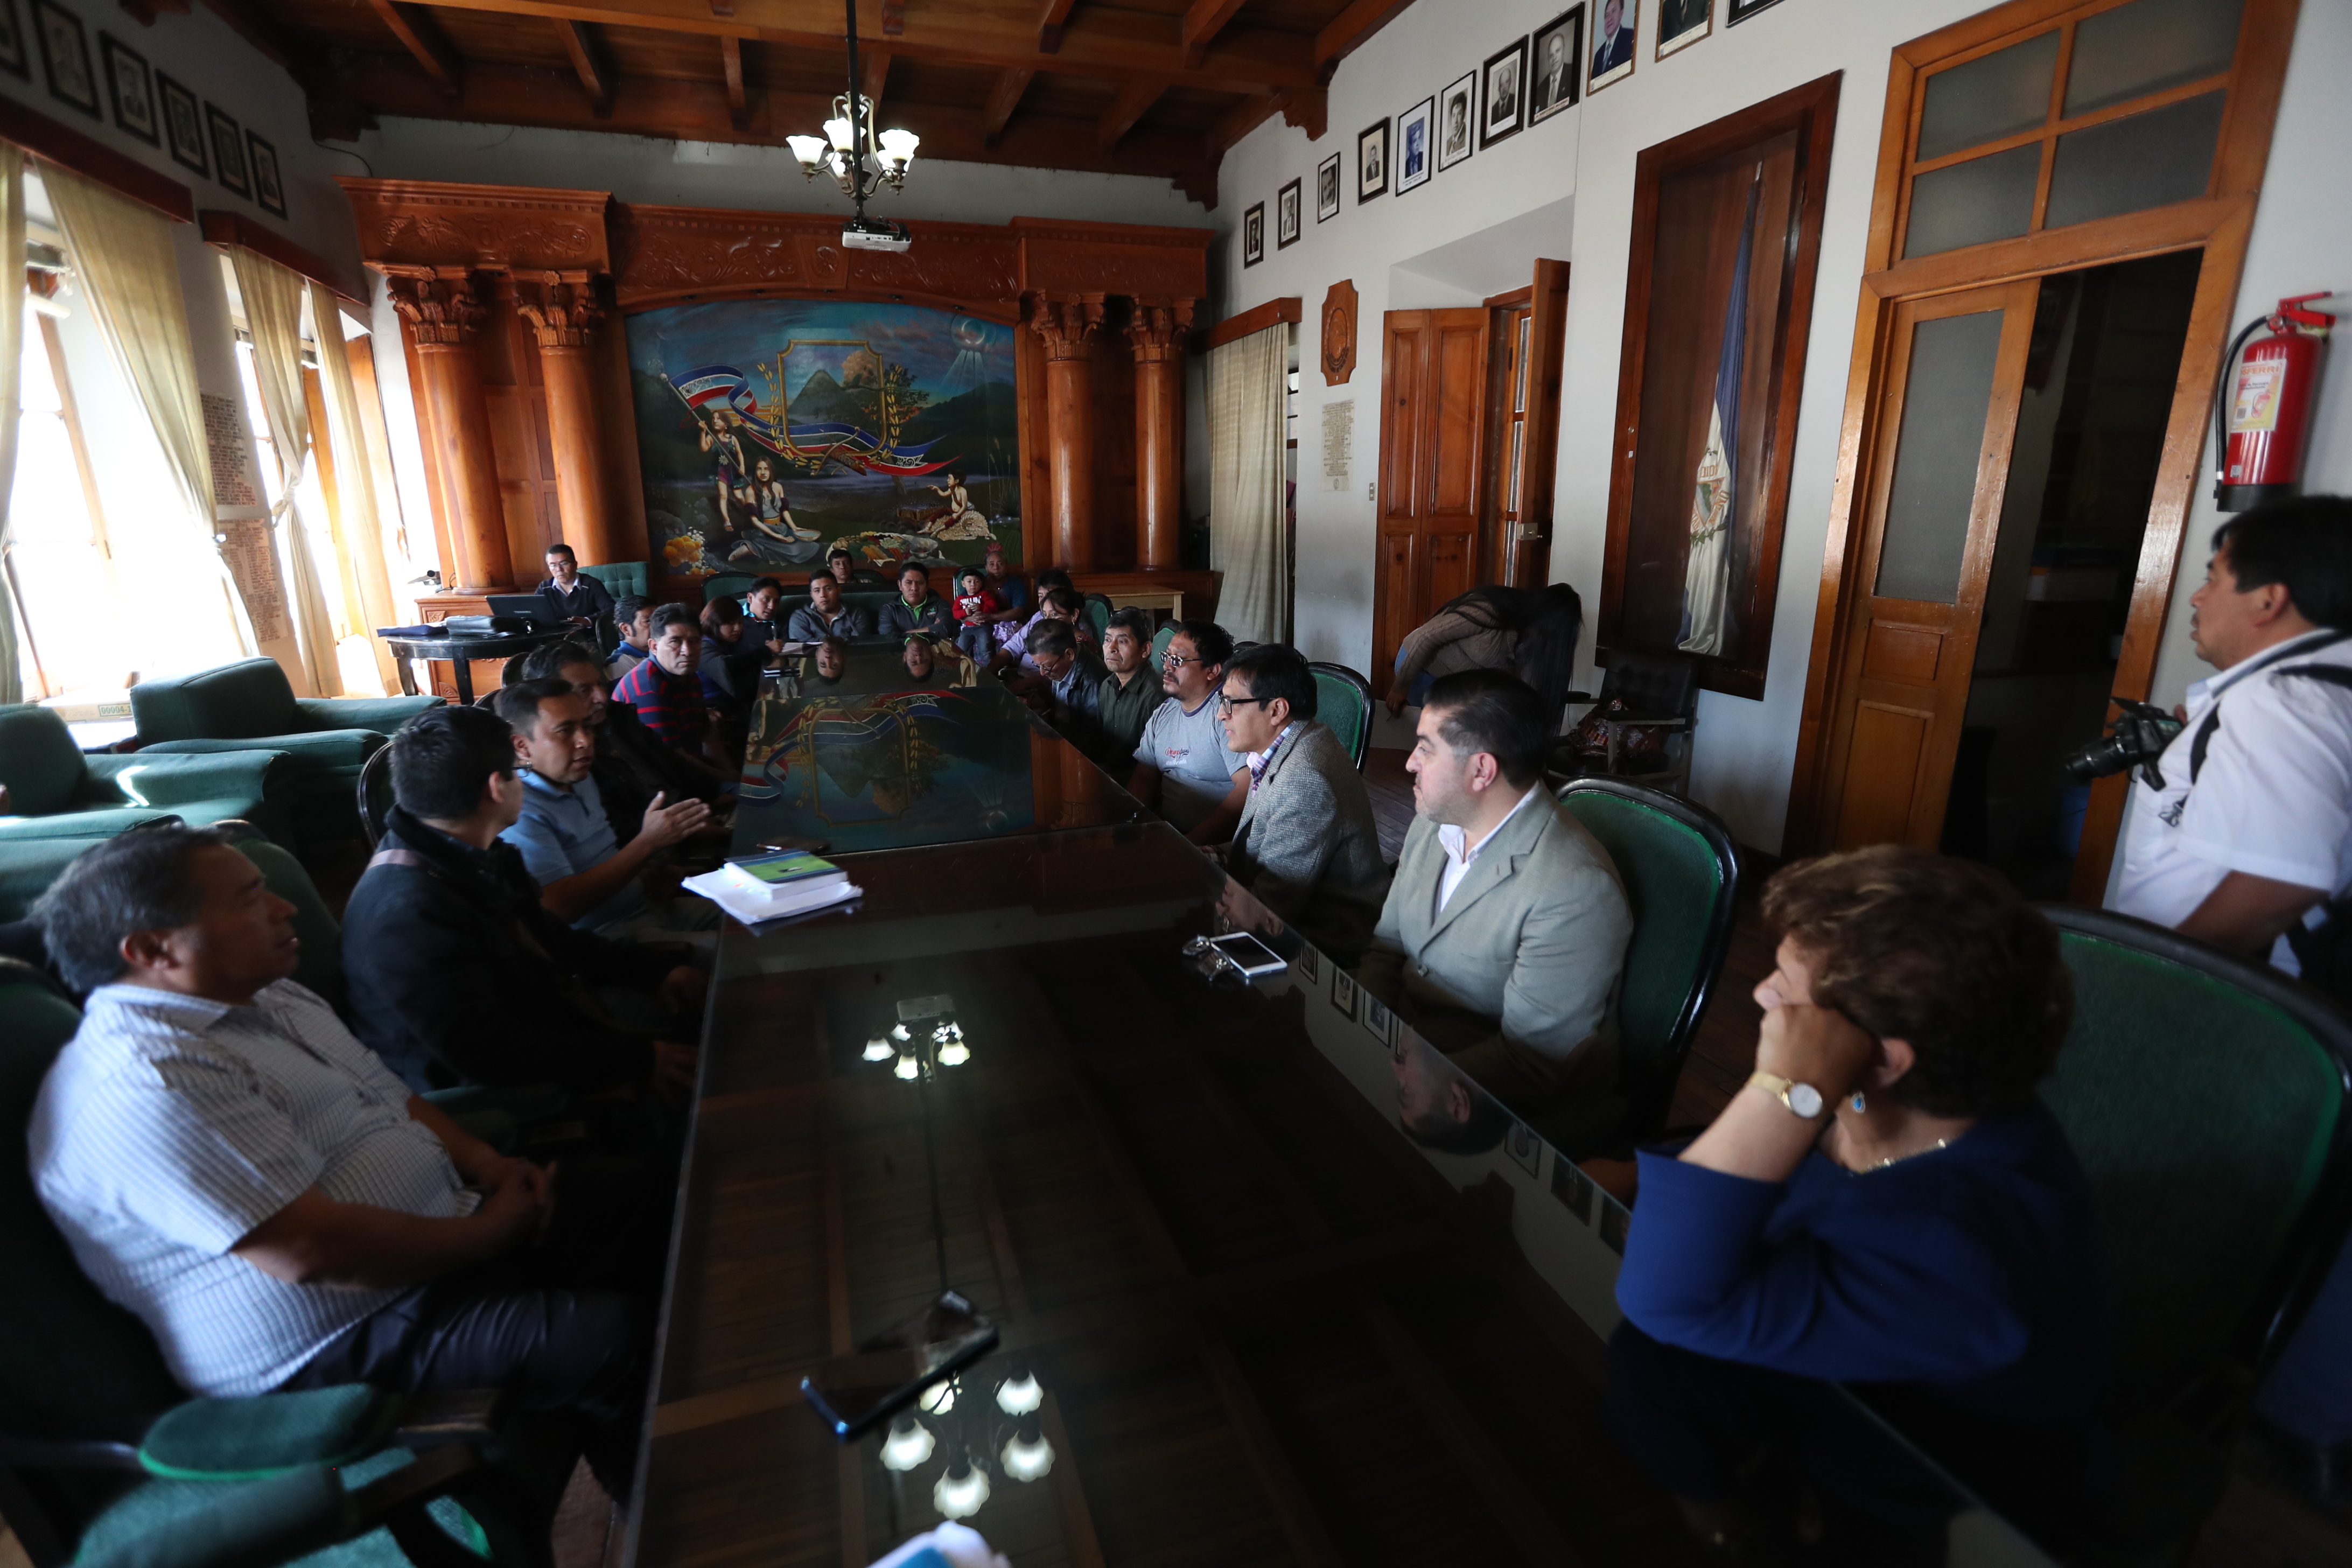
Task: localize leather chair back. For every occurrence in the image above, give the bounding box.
[1307,662,1375,770]
[0,707,93,816]
[131,659,302,743]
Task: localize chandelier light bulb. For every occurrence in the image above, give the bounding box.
[918,1378,957,1416]
[863,1037,895,1062]
[879,1415,934,1473]
[824,115,856,152]
[785,134,829,172]
[894,1053,920,1081]
[932,1455,989,1520]
[891,1023,911,1041]
[878,127,920,167]
[995,1368,1042,1416]
[1000,1417,1054,1482]
[938,1039,970,1067]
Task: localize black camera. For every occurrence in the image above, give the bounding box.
[2063,697,2185,788]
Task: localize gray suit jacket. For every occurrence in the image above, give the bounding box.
[1229,722,1391,965]
[1357,789,1632,1109]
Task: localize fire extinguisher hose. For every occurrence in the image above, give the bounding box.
[2211,312,2272,485]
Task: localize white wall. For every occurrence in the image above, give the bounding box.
[1212,0,2352,853]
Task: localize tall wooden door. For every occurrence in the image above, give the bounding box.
[1810,278,2039,850]
[1374,308,1489,680]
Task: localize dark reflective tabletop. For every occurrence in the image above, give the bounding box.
[628,654,2057,1567]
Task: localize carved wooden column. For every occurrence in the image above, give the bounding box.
[1027,292,1104,570]
[515,270,620,568]
[1126,297,1193,571]
[387,267,514,593]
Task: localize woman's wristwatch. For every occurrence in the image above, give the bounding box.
[1748,1070,1825,1119]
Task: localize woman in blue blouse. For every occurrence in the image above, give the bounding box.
[1612,846,2101,1560]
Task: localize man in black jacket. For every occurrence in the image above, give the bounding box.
[341,706,703,1096]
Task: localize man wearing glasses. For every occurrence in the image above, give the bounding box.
[1129,620,1249,845]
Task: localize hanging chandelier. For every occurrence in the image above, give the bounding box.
[785,0,919,252]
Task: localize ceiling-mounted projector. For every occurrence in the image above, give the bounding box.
[843,217,912,253]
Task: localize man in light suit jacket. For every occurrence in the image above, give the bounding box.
[1214,646,1390,965]
[1358,670,1633,1134]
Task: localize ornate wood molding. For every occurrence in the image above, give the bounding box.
[610,203,1025,315]
[1125,297,1196,363]
[1320,280,1358,386]
[383,267,491,347]
[1011,217,1211,300]
[338,179,613,275]
[514,270,604,348]
[1029,293,1107,361]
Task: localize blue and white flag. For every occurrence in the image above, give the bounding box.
[1678,166,1761,657]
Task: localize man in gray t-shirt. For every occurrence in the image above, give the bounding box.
[1129,620,1249,843]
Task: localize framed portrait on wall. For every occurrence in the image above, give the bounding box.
[1595,75,1841,701]
[1728,0,1790,21]
[207,102,250,197]
[1316,151,1341,221]
[248,131,286,218]
[100,34,157,145]
[1658,0,1712,57]
[1276,178,1301,247]
[1529,7,1583,124]
[1357,117,1389,202]
[157,73,206,175]
[1437,70,1475,171]
[1242,200,1265,267]
[1481,37,1527,148]
[1588,0,1637,93]
[1394,96,1434,194]
[33,0,96,117]
[0,0,31,81]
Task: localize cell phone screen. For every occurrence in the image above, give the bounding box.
[1209,931,1286,974]
[801,1291,999,1440]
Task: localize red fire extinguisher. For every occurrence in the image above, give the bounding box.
[2214,292,2336,512]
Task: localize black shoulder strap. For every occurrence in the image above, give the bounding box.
[2187,632,2352,786]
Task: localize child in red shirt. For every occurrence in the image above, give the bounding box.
[952,566,1001,664]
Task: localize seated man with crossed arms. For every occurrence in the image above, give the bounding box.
[1357,670,1632,1138]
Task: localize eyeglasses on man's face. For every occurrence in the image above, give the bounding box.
[1216,693,1272,716]
[1163,649,1203,667]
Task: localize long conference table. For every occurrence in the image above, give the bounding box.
[620,651,2060,1568]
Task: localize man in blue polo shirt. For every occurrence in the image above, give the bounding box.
[493,678,719,955]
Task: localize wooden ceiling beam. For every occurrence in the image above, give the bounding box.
[1314,0,1417,69]
[1097,78,1164,152]
[1180,0,1249,68]
[981,66,1031,148]
[1037,0,1077,53]
[406,1,1319,94]
[860,46,890,113]
[1210,80,1323,152]
[552,18,612,114]
[200,0,370,140]
[718,34,748,129]
[368,0,465,98]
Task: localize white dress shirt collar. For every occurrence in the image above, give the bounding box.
[1434,783,1541,914]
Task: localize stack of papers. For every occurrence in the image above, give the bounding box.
[682,848,859,925]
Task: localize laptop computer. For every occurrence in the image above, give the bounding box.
[486,593,559,622]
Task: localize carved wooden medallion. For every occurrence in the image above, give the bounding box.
[1321,279,1358,386]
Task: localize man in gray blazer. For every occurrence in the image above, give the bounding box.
[1213,646,1390,965]
[1359,670,1633,1132]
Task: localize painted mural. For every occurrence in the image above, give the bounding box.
[625,299,1021,580]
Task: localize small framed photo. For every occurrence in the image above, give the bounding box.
[1331,966,1358,1021]
[157,73,206,175]
[1481,37,1527,149]
[1315,152,1341,222]
[1356,117,1389,202]
[1394,96,1434,195]
[1598,1192,1631,1255]
[1360,989,1396,1048]
[1529,8,1583,124]
[100,33,157,145]
[0,0,30,81]
[247,130,285,217]
[1241,201,1264,267]
[1657,0,1711,57]
[1276,177,1301,249]
[1727,0,1787,22]
[1436,71,1475,172]
[1589,0,1637,93]
[33,0,96,117]
[1507,1119,1542,1177]
[207,102,250,198]
[1551,1154,1595,1222]
[1293,943,1319,985]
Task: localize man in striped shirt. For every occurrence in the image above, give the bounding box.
[27,829,648,1492]
[612,601,727,769]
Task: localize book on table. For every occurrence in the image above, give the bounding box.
[720,849,849,902]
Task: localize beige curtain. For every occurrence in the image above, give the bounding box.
[1207,325,1291,646]
[232,248,339,695]
[43,163,253,655]
[310,281,402,691]
[0,146,25,704]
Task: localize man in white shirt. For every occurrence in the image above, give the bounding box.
[1130,620,1250,844]
[1357,670,1632,1131]
[2109,495,2352,1485]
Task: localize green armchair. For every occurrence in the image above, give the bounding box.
[130,660,442,843]
[0,705,290,853]
[578,561,647,604]
[0,958,576,1568]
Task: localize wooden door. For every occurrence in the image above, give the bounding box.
[1374,307,1490,680]
[1811,279,2039,850]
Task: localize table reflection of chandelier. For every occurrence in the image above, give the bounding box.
[785,0,919,251]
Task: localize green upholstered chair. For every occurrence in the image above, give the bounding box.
[0,706,292,848]
[129,660,440,844]
[577,561,647,604]
[1151,622,1177,668]
[1082,593,1114,644]
[1553,779,1741,1145]
[698,571,758,606]
[0,839,93,924]
[0,958,575,1568]
[1307,661,1375,770]
[356,744,395,850]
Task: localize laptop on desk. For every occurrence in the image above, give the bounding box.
[486,593,561,624]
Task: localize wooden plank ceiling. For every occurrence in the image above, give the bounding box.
[202,0,1425,206]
